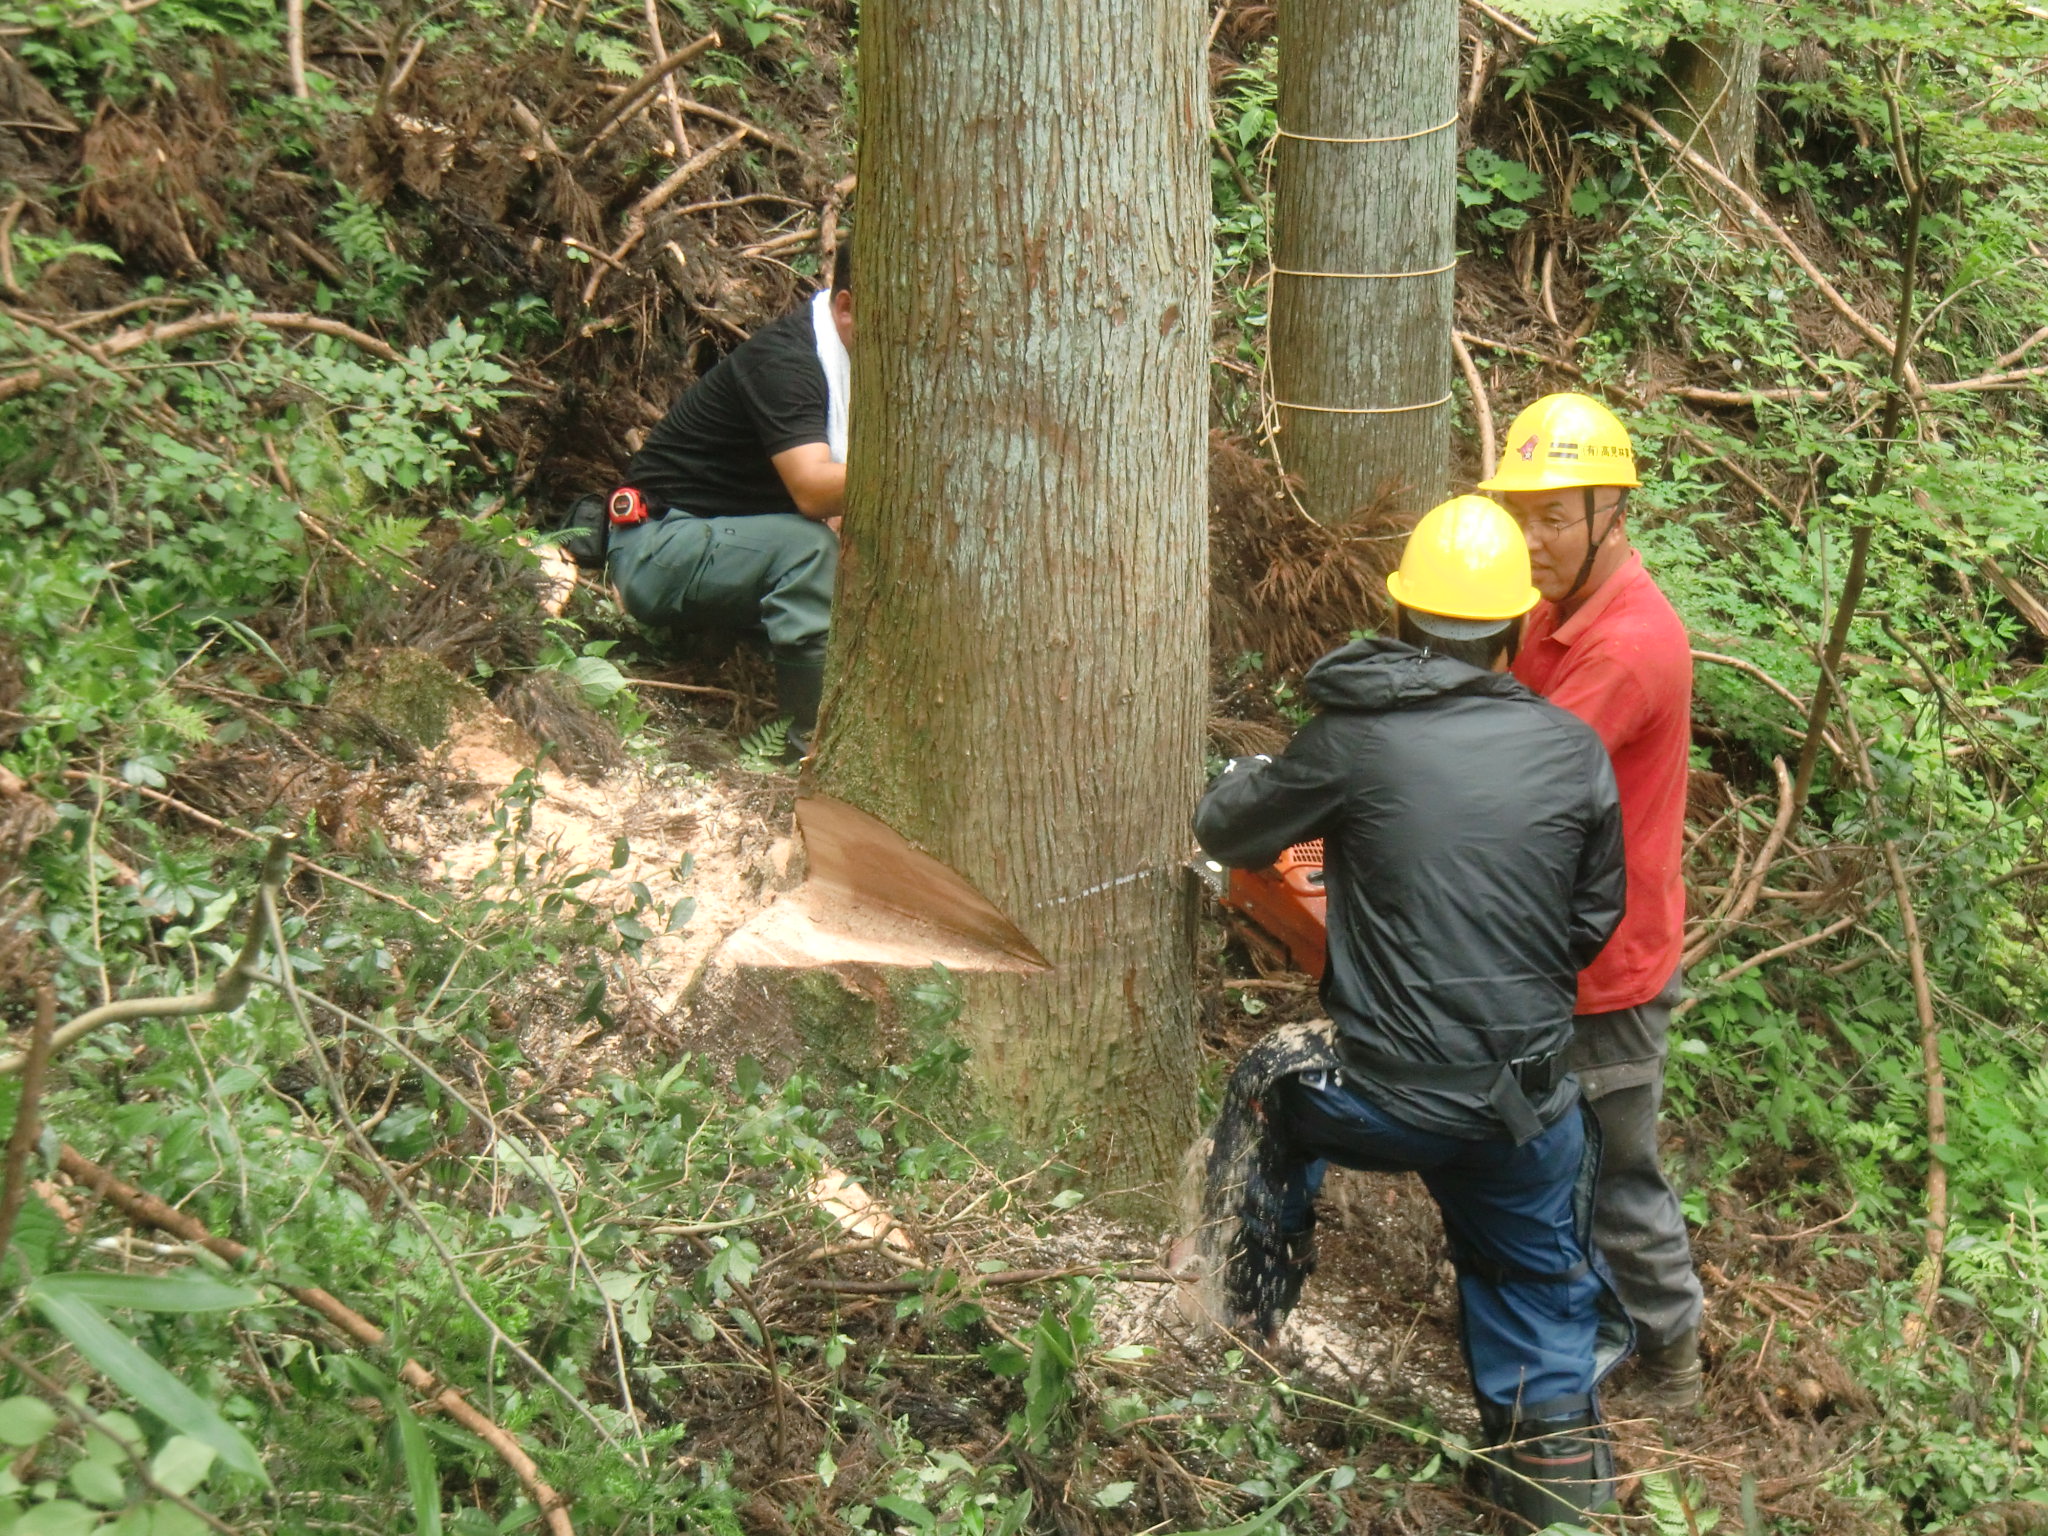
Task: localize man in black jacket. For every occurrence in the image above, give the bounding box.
[1194,496,1630,1524]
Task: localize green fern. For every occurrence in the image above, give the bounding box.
[736,717,791,773]
[1643,1470,1721,1536]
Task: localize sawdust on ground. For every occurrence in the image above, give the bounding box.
[394,706,799,1053]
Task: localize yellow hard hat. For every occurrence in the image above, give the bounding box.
[1477,392,1641,494]
[1385,495,1541,623]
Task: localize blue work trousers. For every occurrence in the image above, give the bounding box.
[1252,1070,1607,1413]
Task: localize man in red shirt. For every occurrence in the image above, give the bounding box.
[1479,392,1704,1411]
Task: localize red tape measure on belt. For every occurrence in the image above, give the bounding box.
[607,487,651,527]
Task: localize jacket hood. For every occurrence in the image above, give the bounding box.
[1303,636,1530,713]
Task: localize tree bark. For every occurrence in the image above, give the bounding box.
[1661,27,1762,187]
[816,0,1207,1198]
[1271,0,1457,525]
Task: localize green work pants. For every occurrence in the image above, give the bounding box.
[608,511,835,664]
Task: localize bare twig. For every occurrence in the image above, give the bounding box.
[57,771,445,925]
[0,197,25,299]
[1992,320,2048,370]
[1829,691,1947,1343]
[1689,650,1846,764]
[1672,908,1863,1017]
[678,99,799,157]
[57,1147,578,1536]
[584,127,747,302]
[1451,328,1496,479]
[802,1264,1177,1296]
[0,839,290,1077]
[1683,758,1796,969]
[0,310,401,403]
[0,989,55,1255]
[1620,100,1923,398]
[285,0,310,97]
[1785,72,1927,821]
[644,0,691,153]
[576,29,719,156]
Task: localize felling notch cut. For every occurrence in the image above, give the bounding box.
[719,795,1051,973]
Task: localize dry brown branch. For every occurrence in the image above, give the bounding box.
[1977,556,2048,639]
[584,127,748,303]
[0,989,54,1254]
[1450,329,1496,478]
[1455,329,1581,374]
[576,29,719,156]
[57,1147,578,1536]
[1464,0,1538,43]
[1825,681,1947,1342]
[57,770,444,925]
[1619,100,1923,398]
[285,0,310,97]
[1928,360,2048,393]
[1667,383,1831,406]
[678,99,799,157]
[0,197,24,299]
[1683,757,1796,969]
[1992,321,2048,370]
[0,839,289,1077]
[0,310,401,402]
[1689,650,1846,763]
[622,677,744,699]
[803,1264,1178,1296]
[1673,908,1863,1018]
[741,225,818,258]
[644,0,692,154]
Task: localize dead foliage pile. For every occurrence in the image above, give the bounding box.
[1208,429,1401,687]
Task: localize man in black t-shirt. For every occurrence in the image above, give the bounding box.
[609,248,853,753]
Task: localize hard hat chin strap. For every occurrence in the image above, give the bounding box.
[1558,486,1616,607]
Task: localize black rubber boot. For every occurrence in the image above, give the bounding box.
[772,658,825,760]
[1477,1402,1615,1528]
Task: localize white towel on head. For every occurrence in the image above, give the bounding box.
[810,288,851,465]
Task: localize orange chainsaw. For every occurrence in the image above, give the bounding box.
[1197,841,1329,980]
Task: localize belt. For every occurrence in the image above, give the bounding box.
[1332,1035,1569,1146]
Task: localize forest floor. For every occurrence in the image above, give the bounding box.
[376,608,1904,1533]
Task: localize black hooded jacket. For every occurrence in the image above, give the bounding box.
[1195,638,1627,1139]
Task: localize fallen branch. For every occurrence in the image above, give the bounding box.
[1682,757,1796,970]
[1672,908,1863,1018]
[1450,329,1496,479]
[803,1263,1178,1297]
[622,677,744,699]
[0,309,402,402]
[584,127,748,304]
[58,771,445,925]
[57,1147,577,1536]
[1993,321,2048,370]
[285,0,309,97]
[1689,650,1846,764]
[0,839,289,1077]
[1928,360,2048,393]
[1620,100,1922,398]
[0,989,55,1253]
[0,197,24,299]
[576,29,719,156]
[678,99,799,157]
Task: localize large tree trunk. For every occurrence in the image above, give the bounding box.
[815,0,1207,1195]
[1661,27,1762,187]
[1271,0,1457,525]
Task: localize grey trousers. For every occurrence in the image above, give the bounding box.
[1573,976,1705,1349]
[608,511,836,664]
